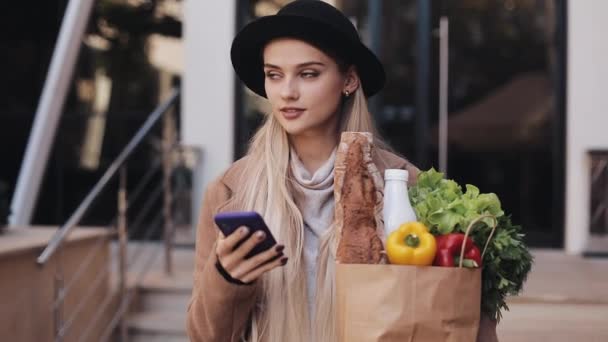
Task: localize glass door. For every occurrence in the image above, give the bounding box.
[432,0,566,247]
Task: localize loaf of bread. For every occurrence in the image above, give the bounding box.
[334,132,385,264]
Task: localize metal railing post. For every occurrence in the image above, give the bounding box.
[54,268,64,342]
[438,17,450,175]
[118,167,129,342]
[162,109,176,275]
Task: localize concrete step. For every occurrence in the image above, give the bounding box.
[136,270,192,312]
[127,311,187,337]
[139,270,193,292]
[138,290,191,312]
[108,241,195,338]
[497,302,608,341]
[508,249,608,305]
[110,241,196,276]
[173,225,196,247]
[131,336,190,342]
[137,270,192,312]
[124,257,192,338]
[498,250,608,341]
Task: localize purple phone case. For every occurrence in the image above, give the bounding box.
[214,211,277,258]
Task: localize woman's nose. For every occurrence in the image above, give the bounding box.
[280,77,299,100]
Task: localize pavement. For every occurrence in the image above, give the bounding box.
[497,249,608,341]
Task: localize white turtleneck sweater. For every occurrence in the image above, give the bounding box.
[289,148,337,317]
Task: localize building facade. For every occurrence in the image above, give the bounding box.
[183,0,608,254]
[1,0,607,254]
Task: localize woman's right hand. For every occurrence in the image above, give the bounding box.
[216,227,287,284]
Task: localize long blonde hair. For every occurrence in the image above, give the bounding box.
[235,80,384,342]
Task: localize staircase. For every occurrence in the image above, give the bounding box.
[497,250,608,341]
[122,242,194,341]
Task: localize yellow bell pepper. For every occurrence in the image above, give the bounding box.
[386,222,437,265]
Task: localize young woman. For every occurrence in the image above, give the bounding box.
[187,1,497,341]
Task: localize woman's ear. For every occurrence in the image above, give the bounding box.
[343,66,360,95]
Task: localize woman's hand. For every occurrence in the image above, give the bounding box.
[216,227,287,284]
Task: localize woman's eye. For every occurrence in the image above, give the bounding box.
[265,72,281,79]
[301,71,319,78]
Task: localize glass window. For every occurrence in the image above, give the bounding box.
[2,0,183,225]
[439,0,565,247]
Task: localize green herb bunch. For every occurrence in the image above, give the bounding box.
[409,168,533,321]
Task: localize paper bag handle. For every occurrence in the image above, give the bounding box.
[459,214,498,268]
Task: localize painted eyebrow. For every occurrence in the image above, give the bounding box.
[263,62,326,69]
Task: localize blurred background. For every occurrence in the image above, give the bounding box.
[236,0,566,248]
[0,0,583,247]
[0,0,183,236]
[0,0,607,341]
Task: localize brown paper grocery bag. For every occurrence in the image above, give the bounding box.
[336,264,481,342]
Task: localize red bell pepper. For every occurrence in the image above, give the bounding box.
[433,233,482,268]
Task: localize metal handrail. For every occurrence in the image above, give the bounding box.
[36,88,180,266]
[51,161,162,309]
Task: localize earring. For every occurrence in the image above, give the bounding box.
[344,90,350,98]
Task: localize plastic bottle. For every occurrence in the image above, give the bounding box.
[383,169,418,240]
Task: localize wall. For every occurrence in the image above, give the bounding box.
[0,228,115,341]
[566,0,608,253]
[183,0,236,220]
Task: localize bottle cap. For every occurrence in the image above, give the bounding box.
[385,169,409,181]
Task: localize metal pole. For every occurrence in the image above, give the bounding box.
[415,0,432,169]
[10,0,96,227]
[604,157,608,236]
[117,167,129,342]
[163,110,176,275]
[438,17,449,175]
[367,0,383,117]
[54,267,64,342]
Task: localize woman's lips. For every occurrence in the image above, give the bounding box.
[280,108,305,120]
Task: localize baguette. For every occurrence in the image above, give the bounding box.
[334,132,385,264]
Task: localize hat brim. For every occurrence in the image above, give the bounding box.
[231,15,386,98]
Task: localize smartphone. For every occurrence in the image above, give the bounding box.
[214,211,277,259]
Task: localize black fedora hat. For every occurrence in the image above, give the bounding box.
[230,0,386,98]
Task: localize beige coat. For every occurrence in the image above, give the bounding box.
[186,150,498,342]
